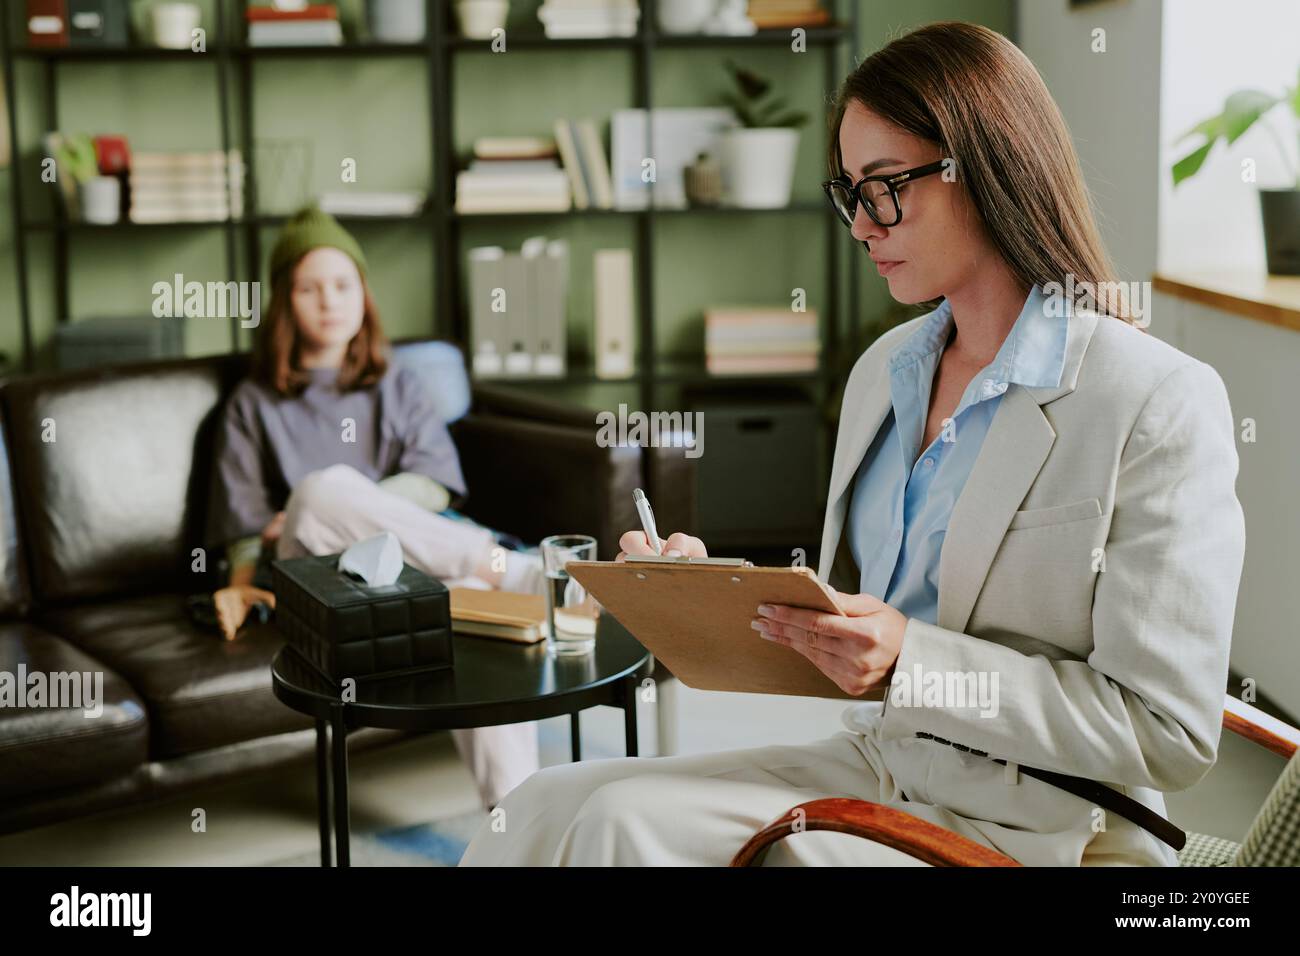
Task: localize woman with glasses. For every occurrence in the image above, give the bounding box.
[459,21,1244,867]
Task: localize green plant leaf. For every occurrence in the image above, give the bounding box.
[720,91,761,127]
[1171,140,1215,186]
[1175,115,1222,146]
[1222,89,1279,144]
[725,57,770,100]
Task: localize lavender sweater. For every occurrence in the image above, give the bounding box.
[206,363,468,555]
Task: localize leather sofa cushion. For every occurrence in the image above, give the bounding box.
[38,594,311,759]
[1,358,242,604]
[0,420,29,617]
[0,622,148,799]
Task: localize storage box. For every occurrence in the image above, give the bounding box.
[685,389,822,549]
[272,553,454,683]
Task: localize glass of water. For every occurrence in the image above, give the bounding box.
[540,534,599,656]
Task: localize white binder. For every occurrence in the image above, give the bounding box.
[468,246,505,377]
[594,248,635,379]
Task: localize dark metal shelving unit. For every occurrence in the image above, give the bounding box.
[1,0,862,479]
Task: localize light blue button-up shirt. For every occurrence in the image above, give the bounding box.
[847,284,1068,625]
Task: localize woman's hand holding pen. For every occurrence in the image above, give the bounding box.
[615,530,708,562]
[752,589,907,697]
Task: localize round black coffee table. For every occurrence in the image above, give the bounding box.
[271,613,653,866]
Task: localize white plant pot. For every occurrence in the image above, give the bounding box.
[80,176,121,225]
[718,127,800,209]
[657,0,713,34]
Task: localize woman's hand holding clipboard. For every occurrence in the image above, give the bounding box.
[563,489,897,701]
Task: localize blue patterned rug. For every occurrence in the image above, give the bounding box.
[269,808,489,867]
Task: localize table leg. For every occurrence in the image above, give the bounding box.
[623,675,639,757]
[315,718,332,867]
[330,703,351,867]
[570,711,581,762]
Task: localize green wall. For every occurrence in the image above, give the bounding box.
[0,0,1012,386]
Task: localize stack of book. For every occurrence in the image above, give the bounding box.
[704,306,820,375]
[537,0,640,38]
[128,150,244,223]
[245,3,343,46]
[746,0,830,29]
[455,136,572,214]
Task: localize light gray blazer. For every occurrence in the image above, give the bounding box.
[817,302,1246,865]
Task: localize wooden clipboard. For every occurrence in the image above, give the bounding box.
[565,558,887,701]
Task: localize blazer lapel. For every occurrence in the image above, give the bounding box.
[936,384,1054,633]
[818,368,892,588]
[936,306,1100,632]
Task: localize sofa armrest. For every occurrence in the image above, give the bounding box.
[469,383,597,430]
[449,413,641,561]
[464,384,699,552]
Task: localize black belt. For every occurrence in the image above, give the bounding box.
[910,731,1186,851]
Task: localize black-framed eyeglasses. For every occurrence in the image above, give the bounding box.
[821,159,950,228]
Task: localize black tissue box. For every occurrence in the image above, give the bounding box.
[272,553,453,682]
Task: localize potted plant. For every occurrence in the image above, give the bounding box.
[716,59,809,208]
[1172,69,1300,274]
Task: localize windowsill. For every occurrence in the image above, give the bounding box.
[1153,269,1300,334]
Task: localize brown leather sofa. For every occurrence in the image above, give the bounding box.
[0,346,694,836]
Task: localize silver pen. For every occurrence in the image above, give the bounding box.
[633,488,662,555]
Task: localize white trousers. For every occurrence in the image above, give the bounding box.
[458,729,950,866]
[276,463,541,810]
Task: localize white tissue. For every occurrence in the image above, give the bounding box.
[337,531,404,586]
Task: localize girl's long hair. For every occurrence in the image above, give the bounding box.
[827,21,1134,323]
[252,259,389,395]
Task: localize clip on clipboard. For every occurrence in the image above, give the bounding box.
[564,556,887,701]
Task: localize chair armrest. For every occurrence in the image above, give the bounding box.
[449,413,641,561]
[1223,695,1300,761]
[730,798,1022,867]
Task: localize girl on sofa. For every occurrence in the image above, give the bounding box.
[207,205,543,810]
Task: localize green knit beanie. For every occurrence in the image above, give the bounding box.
[269,204,368,283]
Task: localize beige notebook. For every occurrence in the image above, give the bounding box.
[449,588,548,644]
[565,560,888,701]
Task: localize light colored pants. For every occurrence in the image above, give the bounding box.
[458,729,944,866]
[276,463,541,810]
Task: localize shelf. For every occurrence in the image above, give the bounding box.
[445,24,850,50]
[469,359,823,389]
[11,45,224,61]
[447,34,640,50]
[230,43,428,58]
[2,0,857,431]
[21,209,434,232]
[251,209,433,226]
[10,42,435,60]
[652,25,850,47]
[451,201,830,220]
[22,217,241,232]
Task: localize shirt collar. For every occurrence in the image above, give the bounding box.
[888,283,1069,403]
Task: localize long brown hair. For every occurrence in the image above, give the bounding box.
[828,21,1134,323]
[252,258,390,395]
